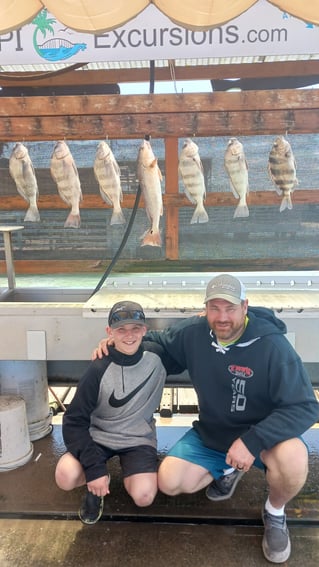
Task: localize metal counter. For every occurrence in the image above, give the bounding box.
[0,272,319,385]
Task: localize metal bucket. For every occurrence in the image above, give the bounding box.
[0,395,33,471]
[0,361,52,441]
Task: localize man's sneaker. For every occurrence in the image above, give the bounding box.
[262,507,291,563]
[206,469,244,501]
[78,490,104,525]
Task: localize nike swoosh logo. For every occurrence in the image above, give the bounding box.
[109,369,156,408]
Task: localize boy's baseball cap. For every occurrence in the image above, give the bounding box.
[204,274,246,305]
[108,300,146,328]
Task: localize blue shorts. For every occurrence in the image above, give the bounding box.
[167,428,265,479]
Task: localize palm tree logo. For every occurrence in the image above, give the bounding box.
[32,9,87,62]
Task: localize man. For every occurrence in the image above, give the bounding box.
[93,274,319,563]
[56,300,180,525]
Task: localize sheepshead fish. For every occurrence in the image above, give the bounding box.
[268,136,298,212]
[224,138,249,219]
[178,139,209,224]
[50,141,83,228]
[94,141,125,225]
[9,142,40,222]
[137,139,163,247]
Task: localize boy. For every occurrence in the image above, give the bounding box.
[55,300,180,524]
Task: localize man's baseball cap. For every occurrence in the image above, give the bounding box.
[204,274,246,305]
[108,300,146,328]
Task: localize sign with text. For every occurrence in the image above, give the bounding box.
[0,0,318,66]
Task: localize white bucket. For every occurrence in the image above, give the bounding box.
[0,361,52,441]
[0,395,33,471]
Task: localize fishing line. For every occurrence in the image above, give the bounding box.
[89,182,142,298]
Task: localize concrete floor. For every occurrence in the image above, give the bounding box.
[1,520,319,567]
[0,419,319,566]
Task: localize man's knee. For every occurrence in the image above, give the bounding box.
[261,438,308,475]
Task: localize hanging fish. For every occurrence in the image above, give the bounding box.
[137,139,163,247]
[50,141,83,228]
[178,139,209,224]
[268,136,298,212]
[224,137,249,219]
[93,141,125,225]
[9,142,40,222]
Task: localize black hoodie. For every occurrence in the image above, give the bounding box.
[146,306,319,458]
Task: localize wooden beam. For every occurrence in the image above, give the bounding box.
[1,190,319,211]
[0,109,317,139]
[0,61,319,86]
[1,90,318,117]
[1,257,319,275]
[0,90,318,140]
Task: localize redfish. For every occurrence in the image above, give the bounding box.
[224,138,249,219]
[9,142,40,222]
[94,141,125,225]
[137,139,163,247]
[50,141,83,228]
[268,136,298,212]
[178,139,209,224]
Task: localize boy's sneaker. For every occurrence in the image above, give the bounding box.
[262,507,291,563]
[78,490,104,525]
[206,469,244,501]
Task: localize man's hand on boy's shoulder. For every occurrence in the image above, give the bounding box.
[91,338,113,360]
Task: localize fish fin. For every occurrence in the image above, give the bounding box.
[112,161,121,176]
[99,188,113,206]
[193,155,204,173]
[24,206,40,222]
[267,163,277,185]
[90,260,103,268]
[140,228,162,247]
[233,204,249,219]
[183,186,197,205]
[190,203,209,224]
[64,212,81,228]
[110,210,125,225]
[71,161,80,179]
[15,185,29,202]
[279,195,293,212]
[274,186,282,196]
[229,181,239,199]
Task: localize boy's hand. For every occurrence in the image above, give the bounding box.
[87,474,110,497]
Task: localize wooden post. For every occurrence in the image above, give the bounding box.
[164,138,179,260]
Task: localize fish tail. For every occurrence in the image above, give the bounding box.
[233,203,249,219]
[141,228,162,247]
[279,194,293,212]
[24,205,40,222]
[110,209,125,225]
[64,212,81,228]
[190,203,209,224]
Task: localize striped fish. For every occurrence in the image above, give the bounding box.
[94,141,125,225]
[224,137,249,219]
[268,136,298,212]
[50,141,83,228]
[178,139,209,224]
[9,142,40,222]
